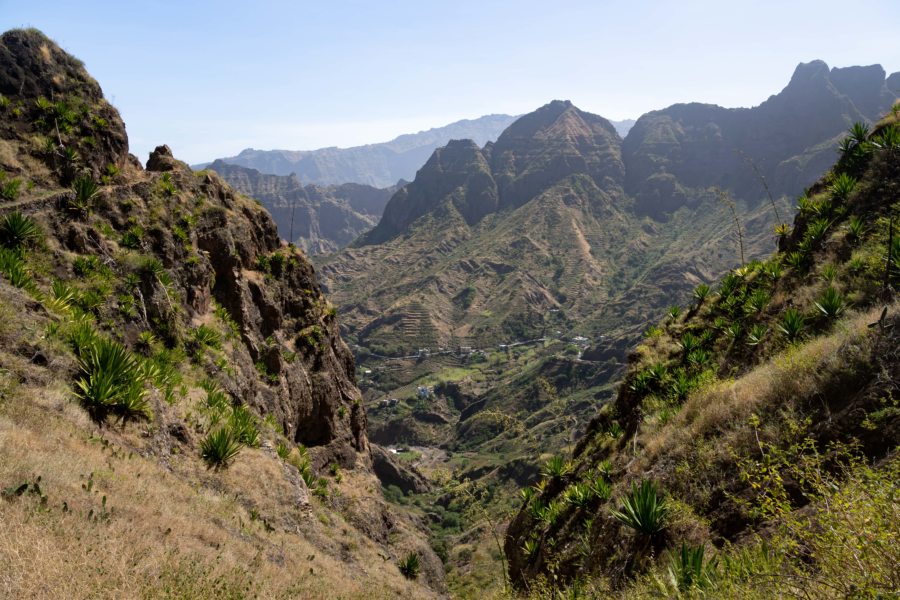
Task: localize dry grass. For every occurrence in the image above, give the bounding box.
[640,304,886,465]
[0,285,440,599]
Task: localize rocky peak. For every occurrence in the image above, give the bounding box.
[0,29,129,179]
[359,137,497,245]
[358,102,625,245]
[491,100,625,209]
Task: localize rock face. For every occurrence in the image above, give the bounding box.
[207,160,394,254]
[371,444,432,494]
[199,114,519,187]
[623,60,899,218]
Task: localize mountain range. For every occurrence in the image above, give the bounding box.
[198,115,638,189]
[317,61,898,359]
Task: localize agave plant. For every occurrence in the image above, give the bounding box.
[670,371,695,402]
[746,324,768,347]
[542,455,573,479]
[74,337,150,422]
[890,234,900,284]
[519,486,535,504]
[588,475,612,501]
[784,251,808,271]
[0,212,42,249]
[0,248,31,289]
[666,543,718,593]
[820,263,838,283]
[69,176,100,214]
[629,370,655,396]
[830,172,857,202]
[815,287,846,319]
[687,349,711,369]
[872,124,900,151]
[611,479,669,536]
[804,217,832,247]
[522,538,540,559]
[744,289,771,315]
[228,405,259,447]
[678,332,700,355]
[692,283,711,305]
[564,482,595,508]
[777,308,805,342]
[200,427,242,469]
[847,215,865,242]
[667,305,681,321]
[397,552,420,580]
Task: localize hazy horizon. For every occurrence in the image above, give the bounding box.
[3,0,899,164]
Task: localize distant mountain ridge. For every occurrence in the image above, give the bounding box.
[206,159,395,255]
[197,115,640,188]
[198,114,518,187]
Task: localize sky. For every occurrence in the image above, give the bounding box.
[2,1,899,164]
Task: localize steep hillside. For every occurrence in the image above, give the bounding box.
[206,159,394,254]
[198,114,518,187]
[0,28,444,598]
[505,107,900,597]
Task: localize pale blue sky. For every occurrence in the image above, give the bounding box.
[3,1,898,164]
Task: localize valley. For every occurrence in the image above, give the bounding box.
[0,16,898,600]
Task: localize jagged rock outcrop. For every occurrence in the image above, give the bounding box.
[207,159,394,254]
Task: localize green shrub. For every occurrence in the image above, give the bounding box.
[74,337,150,422]
[814,287,846,319]
[200,427,242,469]
[542,455,573,479]
[0,173,22,201]
[665,543,717,593]
[0,212,41,248]
[0,248,31,289]
[70,176,100,213]
[397,552,420,580]
[776,308,805,342]
[692,283,711,304]
[228,405,259,447]
[611,479,669,536]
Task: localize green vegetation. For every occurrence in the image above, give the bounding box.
[73,336,150,422]
[610,479,669,536]
[397,552,421,580]
[0,212,42,249]
[199,427,242,470]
